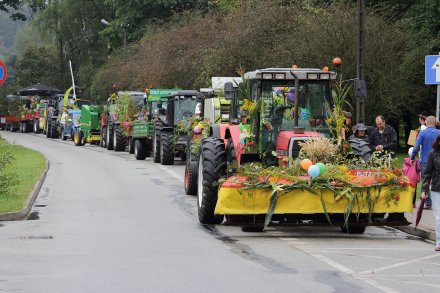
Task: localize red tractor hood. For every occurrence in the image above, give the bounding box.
[276,130,322,151]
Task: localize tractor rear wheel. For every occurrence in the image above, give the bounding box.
[160,132,175,165]
[197,137,226,224]
[184,159,198,195]
[134,139,148,160]
[106,124,113,150]
[153,122,162,163]
[113,126,126,151]
[128,137,135,154]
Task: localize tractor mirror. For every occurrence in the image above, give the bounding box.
[224,82,236,100]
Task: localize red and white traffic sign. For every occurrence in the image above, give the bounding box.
[0,60,7,86]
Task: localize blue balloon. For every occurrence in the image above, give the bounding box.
[308,165,320,178]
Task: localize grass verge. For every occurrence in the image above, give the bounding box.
[0,139,46,213]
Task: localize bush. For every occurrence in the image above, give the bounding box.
[0,136,19,196]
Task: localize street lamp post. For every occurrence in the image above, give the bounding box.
[101,19,129,57]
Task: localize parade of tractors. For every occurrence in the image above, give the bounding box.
[0,61,416,234]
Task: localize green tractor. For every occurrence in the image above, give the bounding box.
[73,105,102,146]
[130,89,177,160]
[153,90,201,165]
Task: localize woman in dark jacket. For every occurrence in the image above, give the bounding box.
[421,134,440,251]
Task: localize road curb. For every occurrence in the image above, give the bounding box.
[0,159,49,221]
[393,225,436,242]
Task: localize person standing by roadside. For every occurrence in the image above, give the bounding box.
[420,134,440,251]
[411,116,440,209]
[369,115,398,152]
[418,111,428,132]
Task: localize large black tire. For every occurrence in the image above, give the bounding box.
[106,124,113,150]
[197,137,226,224]
[153,121,162,163]
[160,131,175,165]
[100,126,106,147]
[73,130,85,146]
[33,118,39,134]
[134,139,148,160]
[46,120,51,138]
[184,159,199,195]
[128,137,135,154]
[113,126,126,152]
[49,120,58,138]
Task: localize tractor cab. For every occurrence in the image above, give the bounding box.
[146,89,178,118]
[223,67,336,166]
[162,90,201,127]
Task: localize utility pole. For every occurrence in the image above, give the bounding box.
[355,0,367,124]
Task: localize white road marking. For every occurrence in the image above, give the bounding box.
[358,254,440,275]
[157,164,185,183]
[319,250,400,260]
[292,244,399,293]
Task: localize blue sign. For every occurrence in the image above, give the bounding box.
[425,55,440,85]
[0,66,4,79]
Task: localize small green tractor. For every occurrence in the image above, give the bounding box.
[73,105,102,146]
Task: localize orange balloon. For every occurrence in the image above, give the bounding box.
[300,159,313,171]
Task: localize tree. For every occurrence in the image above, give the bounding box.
[14,44,60,88]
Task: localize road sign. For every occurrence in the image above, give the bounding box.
[0,60,7,86]
[425,55,440,84]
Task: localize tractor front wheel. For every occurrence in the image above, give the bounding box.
[128,137,135,154]
[46,121,51,138]
[160,132,175,165]
[100,126,106,148]
[153,122,162,163]
[74,130,85,146]
[33,118,39,134]
[134,139,148,160]
[49,120,58,138]
[197,137,226,224]
[184,159,198,195]
[61,127,67,140]
[106,124,113,150]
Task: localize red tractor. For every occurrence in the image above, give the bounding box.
[196,67,336,224]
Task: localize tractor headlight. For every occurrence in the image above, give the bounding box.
[307,73,318,80]
[262,73,273,80]
[274,73,285,80]
[320,73,330,80]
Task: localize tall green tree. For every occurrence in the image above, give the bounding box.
[14,44,60,88]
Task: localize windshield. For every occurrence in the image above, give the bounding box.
[71,113,81,125]
[150,100,168,116]
[131,94,145,107]
[260,80,331,152]
[173,96,198,124]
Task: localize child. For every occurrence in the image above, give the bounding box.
[402,147,421,207]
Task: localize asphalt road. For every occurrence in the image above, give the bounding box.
[1,131,439,293]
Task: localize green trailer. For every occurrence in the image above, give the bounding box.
[73,105,101,146]
[130,89,177,160]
